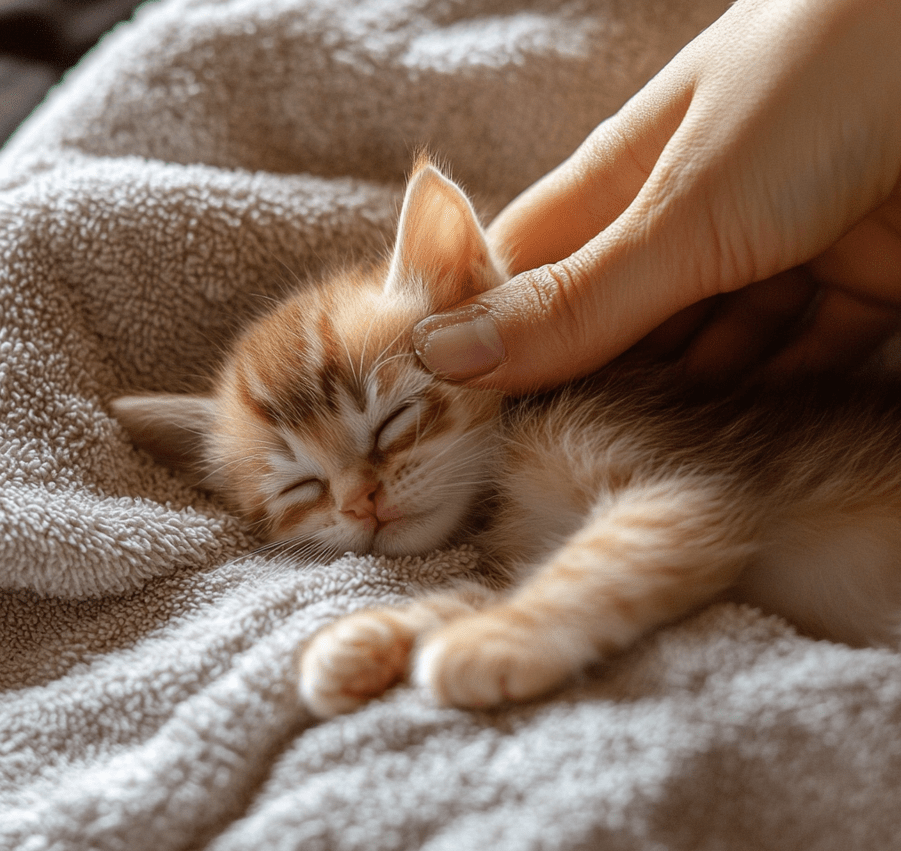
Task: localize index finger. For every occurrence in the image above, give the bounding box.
[487,77,691,275]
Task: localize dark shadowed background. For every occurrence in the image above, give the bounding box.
[0,0,141,146]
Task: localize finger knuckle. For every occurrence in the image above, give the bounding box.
[534,262,585,327]
[523,261,597,362]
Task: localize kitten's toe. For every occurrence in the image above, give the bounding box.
[414,609,585,709]
[298,610,414,718]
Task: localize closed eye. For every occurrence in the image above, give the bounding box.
[278,478,324,501]
[374,402,419,452]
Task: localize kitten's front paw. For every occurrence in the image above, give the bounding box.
[298,610,415,718]
[414,609,581,709]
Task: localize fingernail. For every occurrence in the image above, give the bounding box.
[412,304,505,380]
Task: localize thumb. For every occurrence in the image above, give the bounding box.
[411,235,697,394]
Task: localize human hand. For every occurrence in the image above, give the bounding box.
[412,0,901,392]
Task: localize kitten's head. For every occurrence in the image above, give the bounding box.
[113,161,508,558]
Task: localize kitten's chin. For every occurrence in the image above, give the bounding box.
[281,523,442,561]
[282,498,474,560]
[369,509,464,557]
[369,532,441,558]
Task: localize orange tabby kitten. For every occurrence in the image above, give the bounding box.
[114,159,901,718]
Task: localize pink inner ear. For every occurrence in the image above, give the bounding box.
[385,164,504,312]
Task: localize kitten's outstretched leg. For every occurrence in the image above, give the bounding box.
[416,479,758,708]
[298,583,498,718]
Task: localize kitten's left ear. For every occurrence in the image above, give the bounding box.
[111,393,217,478]
[385,163,507,312]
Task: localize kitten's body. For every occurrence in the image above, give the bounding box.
[492,371,901,648]
[114,160,901,717]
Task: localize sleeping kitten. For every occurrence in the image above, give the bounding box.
[114,159,901,718]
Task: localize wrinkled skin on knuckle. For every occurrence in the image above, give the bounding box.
[536,260,597,361]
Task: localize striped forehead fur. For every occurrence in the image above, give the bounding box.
[225,266,432,429]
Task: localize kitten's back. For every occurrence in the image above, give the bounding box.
[486,366,901,646]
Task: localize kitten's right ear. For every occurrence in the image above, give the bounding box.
[385,161,507,312]
[111,394,216,475]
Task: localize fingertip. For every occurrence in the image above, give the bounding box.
[412,304,506,382]
[412,265,602,394]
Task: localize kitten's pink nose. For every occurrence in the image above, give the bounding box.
[338,477,403,529]
[338,479,380,521]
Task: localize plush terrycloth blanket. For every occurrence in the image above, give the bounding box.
[3,0,901,847]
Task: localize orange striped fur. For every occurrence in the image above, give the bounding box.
[114,162,901,718]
